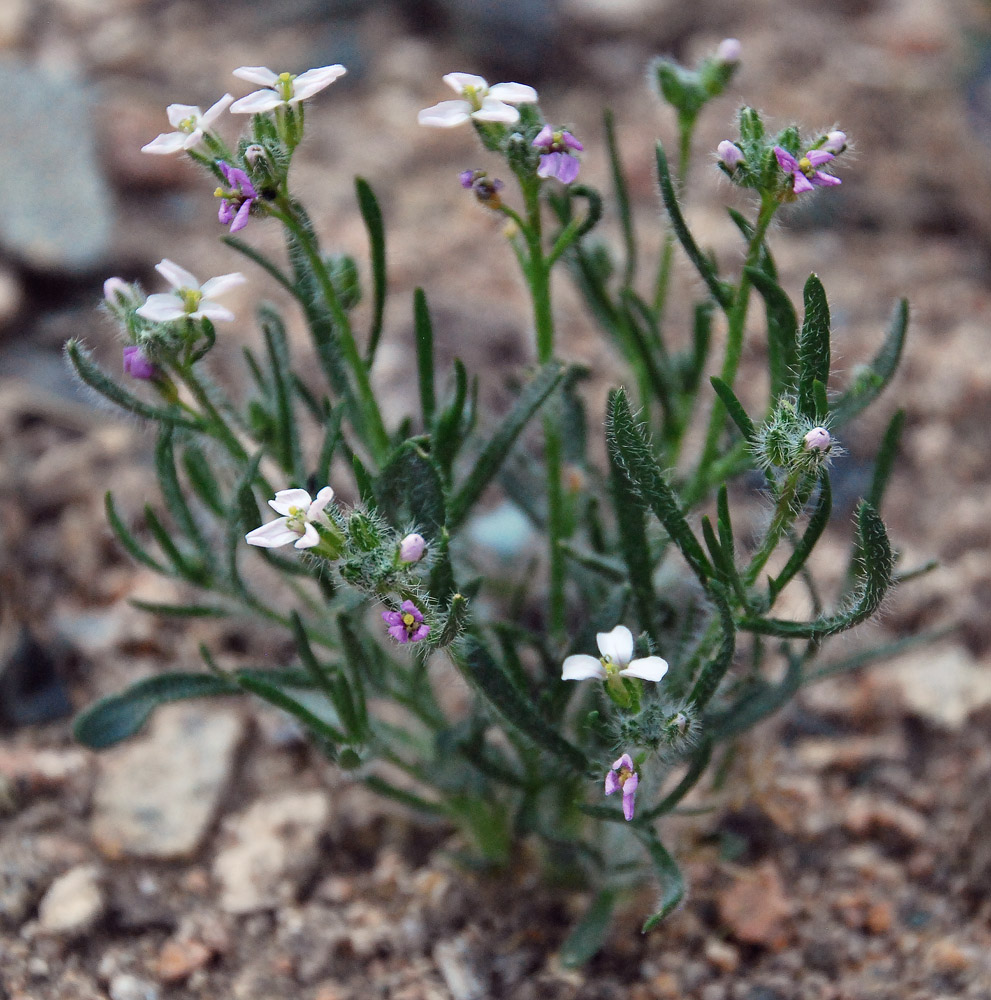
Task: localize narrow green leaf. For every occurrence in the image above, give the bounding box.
[363,775,446,815]
[605,108,636,287]
[317,405,345,487]
[74,673,238,749]
[610,453,658,635]
[223,234,299,297]
[182,445,226,517]
[797,274,831,420]
[686,589,736,710]
[260,306,302,480]
[414,288,436,429]
[433,359,468,478]
[448,362,565,530]
[638,739,714,821]
[559,889,619,967]
[65,340,200,429]
[379,439,447,539]
[634,828,685,932]
[868,409,905,513]
[105,492,168,574]
[155,426,209,562]
[606,389,711,587]
[746,267,798,400]
[682,300,714,398]
[236,673,346,744]
[356,177,387,364]
[655,144,732,309]
[830,299,908,428]
[727,208,776,281]
[129,600,229,617]
[743,501,892,638]
[351,454,376,508]
[709,377,755,443]
[143,504,200,581]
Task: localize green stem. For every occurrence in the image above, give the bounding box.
[653,117,693,315]
[744,468,804,587]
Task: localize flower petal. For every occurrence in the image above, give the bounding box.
[228,200,252,233]
[555,154,580,185]
[245,518,297,548]
[155,258,199,291]
[294,523,320,548]
[291,64,347,101]
[200,93,235,127]
[604,770,620,795]
[561,655,606,681]
[791,171,814,194]
[805,149,835,167]
[382,610,402,626]
[417,100,472,127]
[596,625,634,666]
[141,132,188,155]
[443,72,488,94]
[612,753,634,772]
[487,82,537,104]
[200,272,247,299]
[230,90,285,115]
[193,302,236,323]
[232,65,279,87]
[471,98,520,124]
[620,656,669,683]
[269,489,313,516]
[532,124,554,148]
[164,103,201,127]
[773,146,799,173]
[810,171,842,187]
[135,294,186,323]
[400,600,424,622]
[309,487,335,517]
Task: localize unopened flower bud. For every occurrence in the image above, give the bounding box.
[823,130,847,155]
[716,38,742,64]
[104,277,131,303]
[244,144,267,168]
[399,532,426,563]
[122,345,156,380]
[803,426,831,452]
[717,140,744,170]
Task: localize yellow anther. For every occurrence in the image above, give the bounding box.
[402,613,416,627]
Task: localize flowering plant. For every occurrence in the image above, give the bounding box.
[67,44,929,962]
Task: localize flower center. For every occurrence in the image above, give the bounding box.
[798,156,814,177]
[178,115,198,134]
[402,612,416,628]
[179,288,203,314]
[600,655,621,677]
[285,505,308,534]
[616,765,634,788]
[276,72,295,102]
[462,84,485,110]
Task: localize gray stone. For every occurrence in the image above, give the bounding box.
[108,973,161,1000]
[91,703,245,860]
[0,59,113,273]
[212,791,330,914]
[37,863,106,935]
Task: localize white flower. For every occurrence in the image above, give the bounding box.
[561,625,669,683]
[417,73,537,128]
[245,487,336,549]
[140,94,234,155]
[136,260,246,324]
[230,65,347,114]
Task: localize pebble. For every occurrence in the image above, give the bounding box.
[108,973,160,1000]
[717,861,792,948]
[91,704,245,860]
[704,937,740,973]
[0,59,113,272]
[155,938,212,983]
[37,864,105,936]
[212,790,330,914]
[433,936,486,1000]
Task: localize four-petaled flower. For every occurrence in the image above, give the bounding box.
[245,487,336,549]
[230,65,347,114]
[605,753,639,821]
[562,625,668,683]
[774,145,841,195]
[532,125,584,185]
[136,259,246,324]
[382,600,430,644]
[215,161,258,234]
[418,73,537,128]
[141,94,234,155]
[122,345,156,380]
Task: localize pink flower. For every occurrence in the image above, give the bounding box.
[774,146,841,195]
[717,139,744,170]
[122,345,156,380]
[604,753,639,821]
[215,161,257,234]
[532,125,583,185]
[382,600,430,644]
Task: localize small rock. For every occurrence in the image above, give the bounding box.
[433,936,486,1000]
[155,938,212,983]
[0,747,90,795]
[842,794,927,847]
[108,973,160,1000]
[717,861,792,948]
[704,937,740,973]
[37,864,105,936]
[927,937,972,974]
[0,59,113,272]
[212,791,330,914]
[865,900,894,935]
[91,704,245,860]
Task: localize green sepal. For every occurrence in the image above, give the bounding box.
[447,361,566,531]
[797,274,831,420]
[830,299,908,428]
[356,177,386,364]
[606,388,711,587]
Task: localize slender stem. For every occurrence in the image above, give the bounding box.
[744,468,803,586]
[693,195,777,490]
[273,202,390,461]
[653,117,694,315]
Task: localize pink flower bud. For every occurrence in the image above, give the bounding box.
[803,427,831,452]
[823,130,847,155]
[717,140,744,170]
[122,345,156,380]
[399,532,426,563]
[716,38,742,64]
[103,277,131,303]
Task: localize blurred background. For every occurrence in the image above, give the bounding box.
[3,0,991,997]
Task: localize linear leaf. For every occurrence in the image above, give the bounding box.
[709,377,755,443]
[745,266,797,400]
[797,274,831,420]
[356,177,387,363]
[635,829,685,932]
[559,889,619,967]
